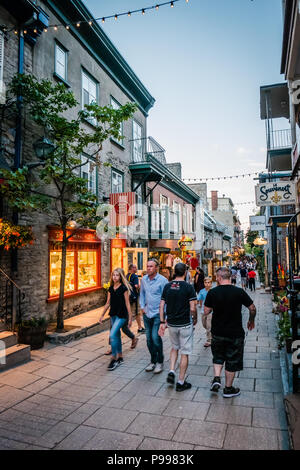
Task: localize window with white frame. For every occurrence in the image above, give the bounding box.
[151,204,160,233]
[110,97,123,144]
[132,120,143,162]
[160,195,169,233]
[111,169,123,194]
[81,155,97,195]
[173,201,180,235]
[135,184,143,217]
[55,42,67,81]
[82,70,98,126]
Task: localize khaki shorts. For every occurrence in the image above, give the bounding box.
[168,324,194,355]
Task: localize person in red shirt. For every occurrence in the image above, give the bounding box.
[247,270,256,292]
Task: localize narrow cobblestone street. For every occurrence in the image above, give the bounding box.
[0,289,289,450]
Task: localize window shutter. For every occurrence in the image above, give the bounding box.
[0,31,4,99]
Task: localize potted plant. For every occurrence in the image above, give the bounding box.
[277,311,292,352]
[15,317,48,350]
[102,282,110,303]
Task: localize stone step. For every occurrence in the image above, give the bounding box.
[0,344,31,372]
[0,331,18,349]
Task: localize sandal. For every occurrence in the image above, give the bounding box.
[131,337,139,349]
[104,349,112,355]
[204,342,211,348]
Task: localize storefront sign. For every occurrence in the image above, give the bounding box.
[178,236,193,251]
[48,227,100,243]
[249,215,266,231]
[255,182,296,206]
[109,192,135,226]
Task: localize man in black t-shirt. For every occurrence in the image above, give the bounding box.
[126,264,145,334]
[204,267,256,398]
[159,263,197,392]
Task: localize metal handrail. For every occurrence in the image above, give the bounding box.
[267,129,292,150]
[0,267,25,330]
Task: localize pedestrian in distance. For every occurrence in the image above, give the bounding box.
[240,265,248,290]
[158,262,197,391]
[248,269,257,292]
[99,268,134,371]
[197,277,213,347]
[185,265,191,284]
[231,266,237,285]
[126,264,145,334]
[140,259,168,374]
[204,267,256,398]
[194,267,205,294]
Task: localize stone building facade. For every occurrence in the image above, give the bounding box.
[0,0,154,323]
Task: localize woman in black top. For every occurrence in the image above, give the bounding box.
[99,268,133,370]
[194,267,205,294]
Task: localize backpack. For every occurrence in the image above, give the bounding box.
[127,273,138,302]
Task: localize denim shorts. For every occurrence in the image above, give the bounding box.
[168,324,194,355]
[211,335,244,372]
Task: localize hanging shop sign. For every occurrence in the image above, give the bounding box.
[255,182,296,206]
[249,215,266,231]
[178,236,193,251]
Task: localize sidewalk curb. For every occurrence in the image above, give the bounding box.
[46,318,110,344]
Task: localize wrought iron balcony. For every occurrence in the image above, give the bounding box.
[267,129,292,151]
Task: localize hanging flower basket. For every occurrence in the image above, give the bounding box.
[0,219,34,250]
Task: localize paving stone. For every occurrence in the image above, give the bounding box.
[63,402,101,425]
[61,370,89,384]
[54,425,100,450]
[194,446,221,450]
[34,364,73,380]
[272,369,282,380]
[68,350,103,361]
[239,368,272,379]
[256,360,280,369]
[23,378,55,393]
[0,437,29,450]
[223,424,279,450]
[193,387,233,405]
[82,429,144,450]
[17,361,46,373]
[127,413,181,440]
[138,437,194,450]
[185,365,209,376]
[205,404,252,426]
[255,379,283,393]
[253,407,288,430]
[87,388,119,405]
[124,394,170,415]
[185,375,212,388]
[156,383,197,401]
[0,385,33,408]
[84,406,138,431]
[65,359,89,371]
[0,371,40,389]
[122,379,163,396]
[231,391,274,408]
[173,419,226,448]
[33,421,79,448]
[163,400,209,420]
[231,377,255,392]
[40,381,98,403]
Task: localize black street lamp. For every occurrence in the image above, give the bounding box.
[33,137,55,160]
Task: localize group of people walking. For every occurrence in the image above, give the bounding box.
[231,262,257,292]
[99,260,257,398]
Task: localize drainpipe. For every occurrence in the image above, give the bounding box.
[11,29,24,273]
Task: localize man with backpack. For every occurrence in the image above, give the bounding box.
[126,264,145,334]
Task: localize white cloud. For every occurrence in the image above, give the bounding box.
[236,147,252,155]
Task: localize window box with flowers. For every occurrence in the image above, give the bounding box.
[0,219,34,251]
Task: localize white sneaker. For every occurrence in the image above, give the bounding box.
[145,363,156,372]
[153,363,163,374]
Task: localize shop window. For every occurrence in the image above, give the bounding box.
[49,241,100,299]
[78,251,97,290]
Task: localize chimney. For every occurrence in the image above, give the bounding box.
[211,190,218,211]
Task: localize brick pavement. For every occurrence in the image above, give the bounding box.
[0,290,290,450]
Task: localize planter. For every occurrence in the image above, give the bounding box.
[17,325,47,350]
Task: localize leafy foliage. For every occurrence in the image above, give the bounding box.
[0,219,34,250]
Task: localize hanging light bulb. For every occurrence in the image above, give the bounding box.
[89,20,92,26]
[23,29,27,34]
[14,30,18,35]
[54,25,58,31]
[33,28,37,33]
[171,1,174,7]
[44,28,48,32]
[142,9,145,15]
[115,14,118,20]
[102,17,105,23]
[128,11,131,16]
[155,4,159,10]
[66,25,70,30]
[76,22,80,27]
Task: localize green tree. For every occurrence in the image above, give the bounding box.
[1,74,136,331]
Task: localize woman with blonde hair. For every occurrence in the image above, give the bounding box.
[99,268,134,370]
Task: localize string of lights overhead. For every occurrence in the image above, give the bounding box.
[183,172,259,182]
[9,0,189,35]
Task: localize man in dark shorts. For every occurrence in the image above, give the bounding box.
[204,267,256,398]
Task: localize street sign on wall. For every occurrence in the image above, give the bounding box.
[249,215,266,231]
[255,182,296,206]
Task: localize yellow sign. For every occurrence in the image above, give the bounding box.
[178,237,193,251]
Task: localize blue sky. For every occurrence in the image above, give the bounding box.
[83,0,285,230]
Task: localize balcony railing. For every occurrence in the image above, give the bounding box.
[267,129,292,151]
[130,137,166,164]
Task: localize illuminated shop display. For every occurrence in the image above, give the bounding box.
[48,227,101,300]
